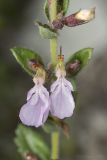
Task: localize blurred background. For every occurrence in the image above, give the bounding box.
[0,0,107,160]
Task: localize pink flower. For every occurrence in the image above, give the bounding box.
[50,63,75,119]
[19,69,50,127]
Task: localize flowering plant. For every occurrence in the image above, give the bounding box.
[11,0,95,160]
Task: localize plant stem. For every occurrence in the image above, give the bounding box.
[49,0,59,159]
[49,0,57,65]
[51,131,59,160]
[50,39,57,65]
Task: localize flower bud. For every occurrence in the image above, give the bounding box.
[28,59,43,74]
[52,8,95,29]
[66,60,80,75]
[52,19,64,29]
[75,8,95,21]
[52,12,64,30]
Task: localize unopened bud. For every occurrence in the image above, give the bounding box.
[28,59,41,71]
[66,60,80,74]
[75,8,95,21]
[52,19,64,29]
[52,8,95,29]
[52,12,64,29]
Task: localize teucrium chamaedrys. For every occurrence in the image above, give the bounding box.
[11,1,95,159]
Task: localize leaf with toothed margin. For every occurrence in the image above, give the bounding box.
[36,21,57,39]
[66,48,93,77]
[10,47,44,76]
[14,124,50,160]
[44,0,69,21]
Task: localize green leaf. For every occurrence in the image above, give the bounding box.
[44,0,69,21]
[66,48,93,76]
[44,0,50,21]
[15,124,50,160]
[57,0,70,15]
[36,22,57,39]
[10,47,44,76]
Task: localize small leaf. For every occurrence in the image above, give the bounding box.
[36,22,57,39]
[10,47,44,76]
[66,48,93,76]
[44,0,50,21]
[57,0,69,15]
[15,124,50,160]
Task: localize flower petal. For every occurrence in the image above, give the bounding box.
[28,93,39,106]
[50,78,75,119]
[27,85,36,101]
[51,79,60,92]
[63,78,74,91]
[43,106,50,123]
[19,103,43,127]
[40,86,50,123]
[19,85,50,127]
[40,86,49,98]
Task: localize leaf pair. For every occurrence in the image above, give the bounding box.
[11,47,93,110]
[11,47,93,78]
[11,47,93,135]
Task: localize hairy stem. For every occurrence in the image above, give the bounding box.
[50,39,57,65]
[51,131,59,160]
[49,0,59,159]
[49,0,57,65]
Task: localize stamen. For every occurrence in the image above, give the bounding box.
[57,46,64,61]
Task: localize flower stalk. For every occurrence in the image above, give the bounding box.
[49,0,57,65]
[51,132,59,160]
[49,0,59,159]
